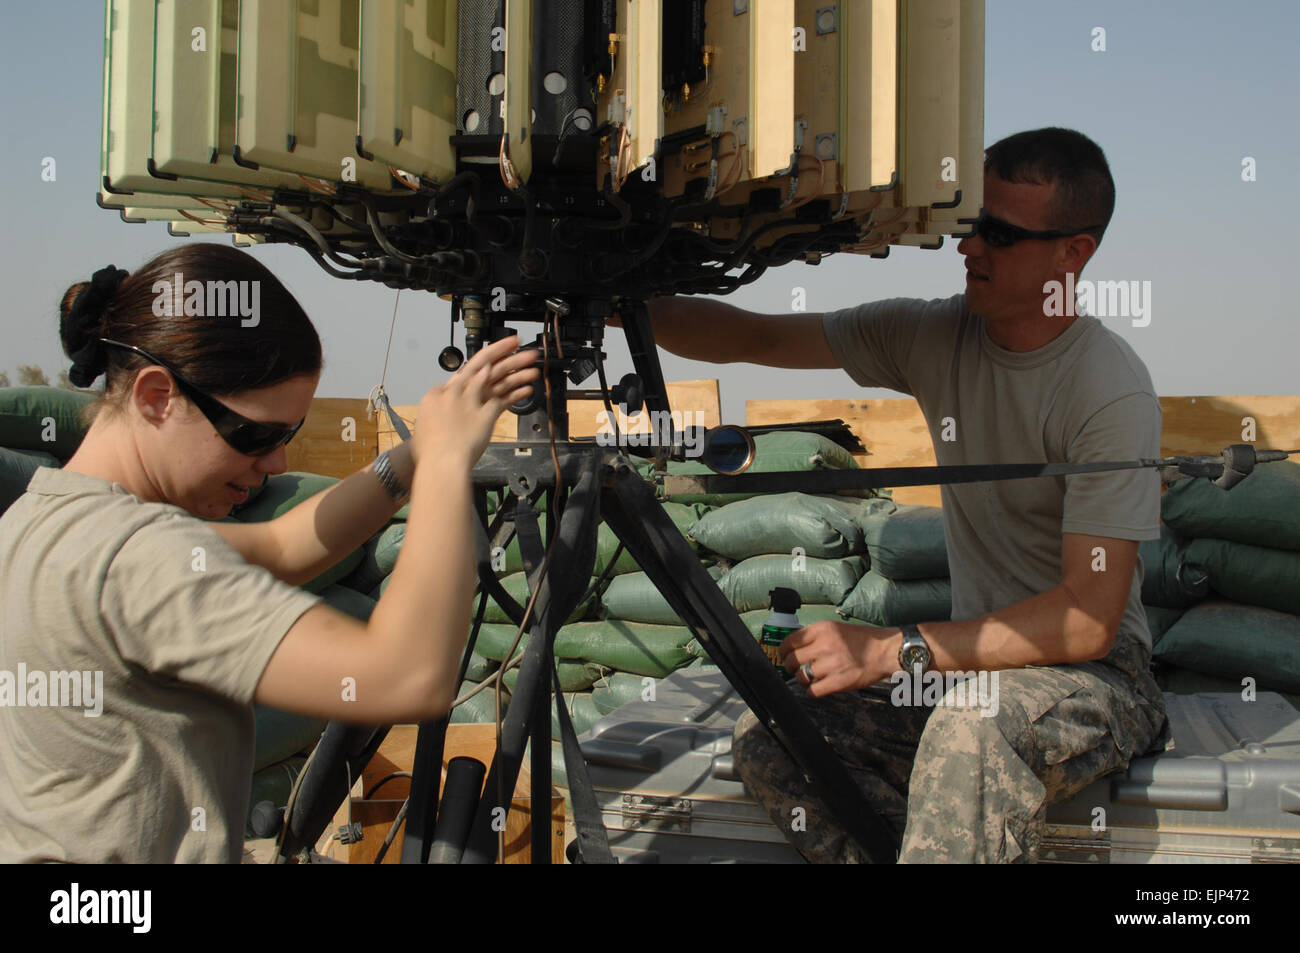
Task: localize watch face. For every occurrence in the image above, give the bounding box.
[901,646,925,669]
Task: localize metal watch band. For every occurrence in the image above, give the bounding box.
[373,450,411,503]
[898,622,931,673]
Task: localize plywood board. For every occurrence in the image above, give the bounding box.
[286,397,379,479]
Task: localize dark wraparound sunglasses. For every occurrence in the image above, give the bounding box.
[99,338,305,457]
[973,211,1104,248]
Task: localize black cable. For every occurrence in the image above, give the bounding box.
[364,772,414,800]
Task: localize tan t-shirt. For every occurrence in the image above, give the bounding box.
[0,467,322,862]
[822,293,1162,653]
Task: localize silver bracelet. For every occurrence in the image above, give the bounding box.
[373,450,411,503]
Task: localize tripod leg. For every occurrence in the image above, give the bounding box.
[599,459,898,863]
[461,460,601,863]
[399,716,448,863]
[279,723,391,860]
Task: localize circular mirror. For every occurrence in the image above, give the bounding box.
[702,425,755,476]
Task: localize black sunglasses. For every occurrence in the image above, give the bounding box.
[973,211,1104,248]
[98,339,305,457]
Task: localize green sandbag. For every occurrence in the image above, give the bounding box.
[470,623,535,663]
[496,502,707,577]
[1154,599,1300,694]
[504,659,609,692]
[1161,462,1300,551]
[318,582,379,623]
[859,504,950,581]
[462,650,498,682]
[253,706,326,773]
[227,472,365,593]
[482,572,597,624]
[245,755,308,837]
[0,446,60,515]
[554,620,702,676]
[1139,524,1209,609]
[838,570,952,626]
[1144,604,1187,645]
[687,493,878,560]
[599,565,725,624]
[591,672,655,714]
[1184,537,1300,615]
[719,554,867,612]
[0,386,96,459]
[341,522,406,594]
[1154,665,1300,712]
[450,678,509,724]
[659,431,872,506]
[550,691,602,740]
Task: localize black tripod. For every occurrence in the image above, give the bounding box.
[273,299,900,863]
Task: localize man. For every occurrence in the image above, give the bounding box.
[628,127,1171,862]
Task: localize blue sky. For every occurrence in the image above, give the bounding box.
[2,0,1296,423]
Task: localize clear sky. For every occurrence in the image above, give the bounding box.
[2,1,1296,424]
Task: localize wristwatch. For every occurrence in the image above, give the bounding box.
[373,450,411,503]
[897,623,932,673]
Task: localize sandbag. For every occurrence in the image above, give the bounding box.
[450,678,510,724]
[0,386,95,459]
[1144,604,1186,645]
[1139,524,1209,609]
[227,472,365,593]
[496,502,707,577]
[462,650,498,682]
[504,659,610,692]
[1154,599,1300,694]
[1154,666,1300,712]
[482,572,598,624]
[253,707,326,773]
[474,619,700,678]
[838,570,952,626]
[1161,462,1300,551]
[859,504,949,581]
[550,691,601,740]
[318,583,378,623]
[341,522,406,594]
[598,565,725,623]
[1183,537,1300,615]
[719,554,867,612]
[657,431,873,506]
[687,493,879,560]
[591,672,654,714]
[736,604,865,639]
[0,446,60,515]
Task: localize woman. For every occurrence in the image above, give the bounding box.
[0,243,539,862]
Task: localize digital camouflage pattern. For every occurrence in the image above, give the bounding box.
[731,631,1172,863]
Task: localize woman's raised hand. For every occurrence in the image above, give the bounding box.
[411,335,541,470]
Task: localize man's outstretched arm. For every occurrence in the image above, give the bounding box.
[779,531,1138,698]
[608,296,839,368]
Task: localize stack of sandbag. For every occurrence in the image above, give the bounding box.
[0,386,96,516]
[1149,463,1300,710]
[836,501,953,626]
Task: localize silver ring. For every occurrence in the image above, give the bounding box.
[799,662,814,683]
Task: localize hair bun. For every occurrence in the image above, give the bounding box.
[61,265,128,387]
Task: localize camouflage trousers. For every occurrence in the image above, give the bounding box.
[731,631,1173,863]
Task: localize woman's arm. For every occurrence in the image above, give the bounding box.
[212,441,416,586]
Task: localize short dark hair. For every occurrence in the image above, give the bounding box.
[984,127,1116,247]
[58,243,323,430]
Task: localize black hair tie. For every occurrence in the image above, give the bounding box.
[65,265,129,387]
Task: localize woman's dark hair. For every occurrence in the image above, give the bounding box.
[984,127,1116,248]
[58,243,323,430]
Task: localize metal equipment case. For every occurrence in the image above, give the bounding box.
[579,669,1300,863]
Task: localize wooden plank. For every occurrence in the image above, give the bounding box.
[375,379,723,454]
[328,723,565,864]
[747,395,1300,509]
[288,397,380,479]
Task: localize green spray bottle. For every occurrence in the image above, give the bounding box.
[759,587,802,679]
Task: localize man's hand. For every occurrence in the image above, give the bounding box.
[778,621,903,698]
